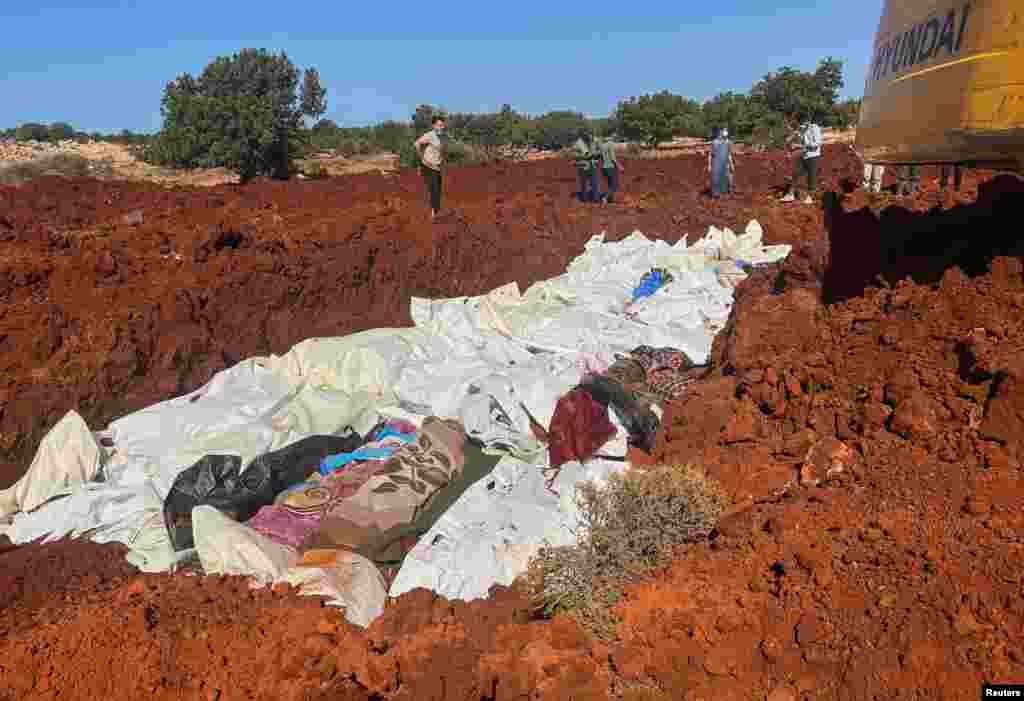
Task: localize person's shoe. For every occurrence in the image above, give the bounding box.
[779,192,796,202]
[802,195,814,205]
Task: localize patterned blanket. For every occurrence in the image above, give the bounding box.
[605,345,698,402]
[302,417,467,553]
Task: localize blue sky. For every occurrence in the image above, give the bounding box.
[1,0,882,133]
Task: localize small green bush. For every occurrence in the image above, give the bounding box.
[302,161,328,179]
[445,140,494,166]
[397,141,420,170]
[396,139,491,170]
[527,463,726,638]
[336,139,375,158]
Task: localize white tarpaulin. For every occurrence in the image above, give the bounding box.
[3,221,789,623]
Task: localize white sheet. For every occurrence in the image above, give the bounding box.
[5,221,789,616]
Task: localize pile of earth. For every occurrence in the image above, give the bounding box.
[2,149,1020,701]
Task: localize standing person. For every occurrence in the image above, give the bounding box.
[780,115,823,204]
[724,128,736,192]
[573,130,599,203]
[863,163,885,193]
[596,135,624,203]
[708,127,735,198]
[940,164,963,192]
[849,144,884,193]
[898,165,921,196]
[415,115,448,219]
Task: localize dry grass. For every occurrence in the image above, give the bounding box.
[0,153,113,185]
[526,462,726,638]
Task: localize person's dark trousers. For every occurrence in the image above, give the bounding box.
[899,165,920,195]
[602,167,618,202]
[792,155,818,195]
[941,164,962,191]
[711,168,726,198]
[578,168,598,202]
[421,165,442,212]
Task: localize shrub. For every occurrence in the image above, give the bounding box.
[302,161,328,179]
[0,153,108,185]
[749,111,789,151]
[370,120,414,155]
[526,462,726,637]
[397,141,420,170]
[626,142,651,158]
[396,139,489,170]
[532,110,589,150]
[144,49,327,182]
[336,139,375,158]
[47,122,76,142]
[14,122,50,142]
[445,140,494,166]
[612,92,705,148]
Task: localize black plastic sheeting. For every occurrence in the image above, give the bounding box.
[163,431,365,551]
[577,374,661,453]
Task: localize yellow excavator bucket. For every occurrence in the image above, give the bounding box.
[856,0,1024,169]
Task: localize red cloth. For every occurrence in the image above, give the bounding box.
[547,388,617,469]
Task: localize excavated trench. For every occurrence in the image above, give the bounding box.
[2,148,1022,701]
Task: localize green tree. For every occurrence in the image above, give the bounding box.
[300,67,327,122]
[612,91,705,147]
[15,123,49,142]
[145,49,327,182]
[462,113,502,152]
[309,118,341,150]
[370,120,414,154]
[47,122,77,142]
[834,98,862,128]
[750,57,846,126]
[496,104,533,149]
[532,110,588,150]
[700,92,773,141]
[813,58,845,114]
[588,117,612,138]
[412,104,440,133]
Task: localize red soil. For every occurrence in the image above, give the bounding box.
[2,148,1022,701]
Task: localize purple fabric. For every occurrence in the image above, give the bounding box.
[246,505,323,548]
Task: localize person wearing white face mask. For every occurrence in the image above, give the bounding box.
[708,127,735,199]
[415,115,449,220]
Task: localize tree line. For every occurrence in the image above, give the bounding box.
[3,49,860,182]
[0,122,151,146]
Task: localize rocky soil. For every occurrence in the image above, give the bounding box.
[2,148,1022,701]
[0,139,239,187]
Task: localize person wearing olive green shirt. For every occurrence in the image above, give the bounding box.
[595,136,624,204]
